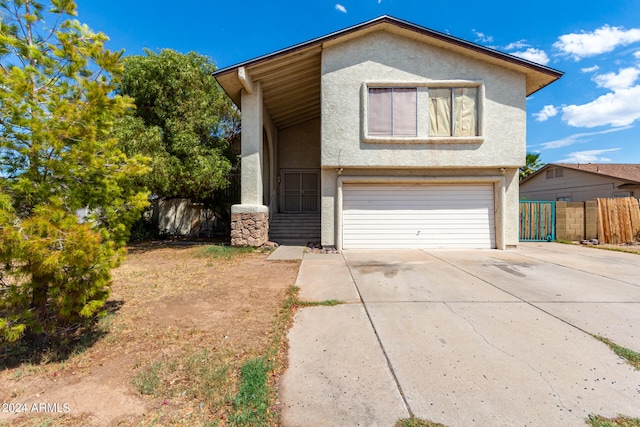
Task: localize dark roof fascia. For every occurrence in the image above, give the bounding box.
[212,15,564,88]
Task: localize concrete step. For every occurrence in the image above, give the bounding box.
[270,216,320,223]
[270,224,321,230]
[271,227,320,232]
[270,239,321,246]
[270,222,320,228]
[269,213,321,244]
[270,231,321,237]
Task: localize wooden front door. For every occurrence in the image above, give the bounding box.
[281,170,319,213]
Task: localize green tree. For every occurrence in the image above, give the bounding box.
[115,49,240,201]
[0,0,150,343]
[520,152,544,181]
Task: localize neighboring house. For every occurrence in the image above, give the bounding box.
[520,163,640,202]
[213,16,562,249]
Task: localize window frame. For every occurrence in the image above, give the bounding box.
[362,81,484,144]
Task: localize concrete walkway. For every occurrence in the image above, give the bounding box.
[280,243,640,427]
[266,245,305,261]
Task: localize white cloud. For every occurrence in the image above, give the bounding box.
[635,51,640,59]
[562,85,640,127]
[556,148,620,163]
[472,29,493,44]
[533,105,559,122]
[504,40,529,50]
[335,3,347,13]
[512,48,550,65]
[539,126,630,149]
[593,67,640,90]
[554,24,640,60]
[581,65,600,73]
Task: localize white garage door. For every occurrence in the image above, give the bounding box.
[342,183,495,249]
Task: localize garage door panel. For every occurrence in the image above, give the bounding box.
[344,204,493,211]
[343,219,494,227]
[343,226,493,233]
[342,183,495,249]
[343,211,494,219]
[345,192,493,200]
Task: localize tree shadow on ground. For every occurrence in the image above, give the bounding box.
[0,300,124,370]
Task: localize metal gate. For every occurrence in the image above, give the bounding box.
[281,170,319,213]
[519,201,555,241]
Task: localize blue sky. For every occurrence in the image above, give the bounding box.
[76,0,640,164]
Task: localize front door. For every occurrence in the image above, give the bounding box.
[281,170,319,213]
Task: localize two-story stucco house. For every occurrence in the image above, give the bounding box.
[213,16,562,250]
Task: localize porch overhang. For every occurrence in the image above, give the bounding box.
[215,45,322,130]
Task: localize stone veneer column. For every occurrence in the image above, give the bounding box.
[231,81,269,246]
[231,205,269,247]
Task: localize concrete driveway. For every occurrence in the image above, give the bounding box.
[279,243,640,427]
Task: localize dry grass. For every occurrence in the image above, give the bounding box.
[0,243,300,426]
[588,415,640,427]
[592,244,640,255]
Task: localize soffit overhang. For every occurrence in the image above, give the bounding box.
[214,16,563,129]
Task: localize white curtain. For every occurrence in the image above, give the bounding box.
[429,88,452,136]
[453,87,477,136]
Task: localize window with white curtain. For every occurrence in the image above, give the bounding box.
[368,87,417,136]
[428,87,478,137]
[365,84,480,141]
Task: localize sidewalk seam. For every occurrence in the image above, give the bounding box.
[517,248,640,288]
[426,251,607,342]
[342,253,414,419]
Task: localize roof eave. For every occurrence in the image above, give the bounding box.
[213,15,563,105]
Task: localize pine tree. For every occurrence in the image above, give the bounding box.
[0,0,150,343]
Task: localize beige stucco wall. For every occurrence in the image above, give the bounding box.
[520,167,636,202]
[278,118,321,170]
[237,82,278,213]
[503,167,520,247]
[321,31,527,169]
[239,84,263,207]
[319,30,527,248]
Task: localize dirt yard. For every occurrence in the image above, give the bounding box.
[0,244,300,426]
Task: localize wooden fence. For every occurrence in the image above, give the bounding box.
[519,201,555,241]
[596,197,640,244]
